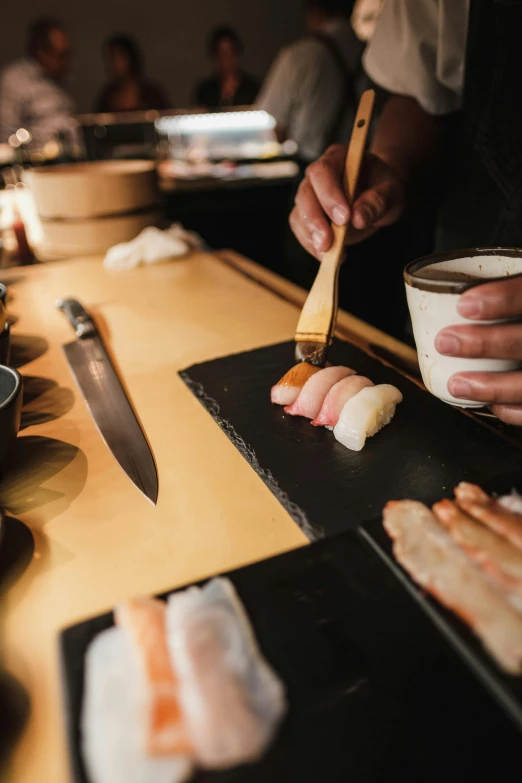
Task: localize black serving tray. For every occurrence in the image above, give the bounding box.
[61,530,520,783]
[180,340,522,540]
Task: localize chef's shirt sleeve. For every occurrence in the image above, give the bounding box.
[363,0,469,116]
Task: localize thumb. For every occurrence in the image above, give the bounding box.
[351,180,402,231]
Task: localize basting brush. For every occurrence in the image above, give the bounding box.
[294,89,375,368]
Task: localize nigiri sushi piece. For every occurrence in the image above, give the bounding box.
[270,362,320,406]
[284,366,356,419]
[81,627,193,783]
[166,577,286,770]
[455,482,522,552]
[115,597,192,756]
[498,490,522,516]
[383,500,522,674]
[433,498,522,592]
[312,375,374,427]
[333,384,402,451]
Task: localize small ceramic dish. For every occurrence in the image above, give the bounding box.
[404,248,522,407]
[0,284,10,366]
[0,365,22,469]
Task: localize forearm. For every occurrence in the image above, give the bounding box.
[371,96,444,185]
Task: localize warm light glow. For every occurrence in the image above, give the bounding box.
[8,134,21,148]
[0,185,44,247]
[16,127,32,144]
[156,110,276,135]
[42,139,61,159]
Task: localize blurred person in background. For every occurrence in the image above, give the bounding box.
[193,26,260,110]
[95,34,169,113]
[257,0,363,164]
[0,17,75,148]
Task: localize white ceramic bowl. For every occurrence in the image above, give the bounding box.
[404,249,522,407]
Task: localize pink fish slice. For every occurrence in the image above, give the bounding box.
[312,375,374,427]
[284,366,355,419]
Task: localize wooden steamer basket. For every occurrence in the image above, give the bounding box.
[23,160,159,258]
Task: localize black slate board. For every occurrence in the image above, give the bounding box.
[61,531,521,783]
[358,470,522,734]
[180,340,522,539]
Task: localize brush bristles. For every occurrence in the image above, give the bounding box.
[294,341,328,367]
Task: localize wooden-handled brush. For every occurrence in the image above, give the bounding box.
[295,89,375,367]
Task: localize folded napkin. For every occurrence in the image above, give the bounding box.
[103,223,203,270]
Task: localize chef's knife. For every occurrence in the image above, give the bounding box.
[57,298,159,505]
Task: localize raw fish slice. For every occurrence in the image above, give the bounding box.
[115,597,192,755]
[455,482,522,551]
[333,384,402,451]
[82,627,193,783]
[383,500,522,675]
[284,366,355,419]
[312,376,374,427]
[433,499,522,606]
[270,363,320,406]
[499,490,522,516]
[166,577,286,769]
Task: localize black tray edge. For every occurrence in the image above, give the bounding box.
[179,370,323,540]
[358,524,522,732]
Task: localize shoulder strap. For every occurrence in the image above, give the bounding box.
[310,32,357,150]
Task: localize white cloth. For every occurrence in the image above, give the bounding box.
[363,0,470,116]
[103,224,203,271]
[0,57,76,147]
[257,18,364,161]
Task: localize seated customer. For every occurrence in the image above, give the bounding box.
[95,35,169,113]
[194,26,260,109]
[0,17,76,147]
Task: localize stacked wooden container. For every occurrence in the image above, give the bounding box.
[24,160,159,258]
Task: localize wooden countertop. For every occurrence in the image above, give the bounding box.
[0,250,417,782]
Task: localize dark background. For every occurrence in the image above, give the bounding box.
[0,0,306,111]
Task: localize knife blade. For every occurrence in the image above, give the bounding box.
[57,298,158,505]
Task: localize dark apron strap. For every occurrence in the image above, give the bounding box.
[310,32,357,149]
[436,0,522,250]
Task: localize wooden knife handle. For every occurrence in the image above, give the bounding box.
[295,89,375,344]
[57,298,98,339]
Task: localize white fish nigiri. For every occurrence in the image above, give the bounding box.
[81,627,193,783]
[312,375,374,427]
[284,366,356,419]
[499,490,522,516]
[270,363,320,406]
[166,577,286,770]
[333,384,402,451]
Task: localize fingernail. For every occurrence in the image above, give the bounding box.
[333,206,348,225]
[449,378,472,398]
[458,296,482,319]
[435,333,460,355]
[353,207,370,229]
[312,231,325,251]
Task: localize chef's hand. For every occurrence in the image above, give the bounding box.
[435,276,522,425]
[289,144,406,259]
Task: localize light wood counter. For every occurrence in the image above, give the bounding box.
[0,250,416,782]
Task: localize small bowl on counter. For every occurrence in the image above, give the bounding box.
[0,365,23,470]
[0,284,10,366]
